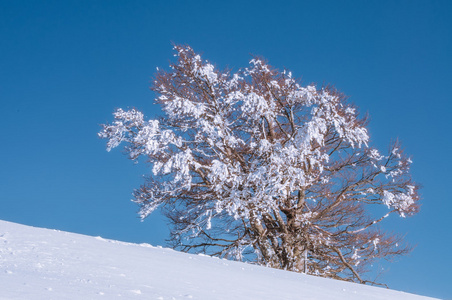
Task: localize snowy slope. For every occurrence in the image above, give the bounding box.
[0,220,439,300]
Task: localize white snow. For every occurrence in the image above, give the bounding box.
[0,220,438,300]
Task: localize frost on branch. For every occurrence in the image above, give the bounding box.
[99,45,420,285]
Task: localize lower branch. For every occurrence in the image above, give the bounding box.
[331,246,364,284]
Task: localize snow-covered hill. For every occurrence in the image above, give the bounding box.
[0,220,438,300]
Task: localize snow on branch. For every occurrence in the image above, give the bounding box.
[99,45,420,284]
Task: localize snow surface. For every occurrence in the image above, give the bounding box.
[0,220,438,300]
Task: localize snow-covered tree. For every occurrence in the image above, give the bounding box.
[99,45,420,284]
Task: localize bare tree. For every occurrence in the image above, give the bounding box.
[99,45,420,284]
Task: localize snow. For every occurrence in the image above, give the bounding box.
[0,220,438,300]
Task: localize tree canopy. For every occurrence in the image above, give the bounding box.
[100,45,420,284]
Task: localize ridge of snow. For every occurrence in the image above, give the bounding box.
[0,220,438,300]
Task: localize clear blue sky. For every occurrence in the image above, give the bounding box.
[1,1,450,298]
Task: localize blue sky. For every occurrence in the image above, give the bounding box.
[1,1,450,298]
